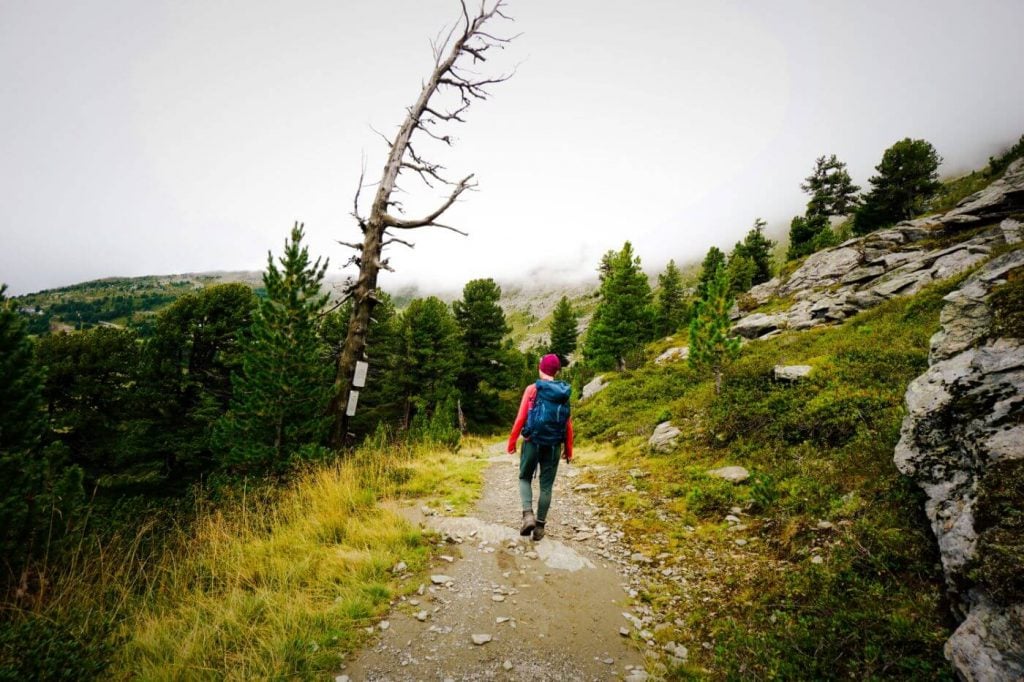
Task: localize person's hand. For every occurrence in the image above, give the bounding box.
[507,444,516,455]
[563,452,573,463]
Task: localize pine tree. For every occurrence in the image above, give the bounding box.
[688,262,741,394]
[213,223,332,472]
[654,260,687,336]
[787,213,831,260]
[548,296,579,360]
[726,246,756,295]
[802,154,861,219]
[697,246,726,299]
[740,219,775,284]
[395,297,463,428]
[584,242,654,371]
[0,285,84,570]
[853,138,942,235]
[453,278,511,427]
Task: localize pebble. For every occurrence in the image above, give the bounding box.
[811,555,824,564]
[415,610,429,622]
[620,626,630,636]
[734,539,747,546]
[496,616,511,624]
[391,561,407,574]
[335,676,350,682]
[440,555,455,562]
[492,594,506,602]
[378,620,390,631]
[471,634,492,645]
[603,657,615,664]
[430,574,452,585]
[574,483,599,492]
[503,660,513,671]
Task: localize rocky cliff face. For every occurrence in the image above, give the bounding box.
[894,248,1023,682]
[732,159,1024,341]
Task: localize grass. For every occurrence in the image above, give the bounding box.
[0,438,488,680]
[574,275,969,680]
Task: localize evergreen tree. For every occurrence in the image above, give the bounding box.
[802,154,861,219]
[143,283,255,475]
[453,278,511,427]
[584,242,654,371]
[395,297,463,428]
[787,213,831,261]
[36,327,144,476]
[853,138,942,235]
[654,260,687,336]
[688,263,741,394]
[697,246,726,299]
[213,224,332,472]
[726,246,756,295]
[548,295,579,359]
[0,285,84,572]
[736,218,775,285]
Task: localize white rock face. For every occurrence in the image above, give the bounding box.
[648,421,681,453]
[655,346,689,364]
[773,364,813,382]
[707,466,750,483]
[581,375,608,401]
[895,243,1024,681]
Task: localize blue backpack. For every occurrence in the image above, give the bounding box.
[523,380,571,447]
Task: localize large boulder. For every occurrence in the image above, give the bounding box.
[894,244,1024,680]
[648,421,681,453]
[581,375,608,401]
[655,346,689,364]
[774,364,812,382]
[779,246,862,296]
[944,157,1024,222]
[732,312,788,339]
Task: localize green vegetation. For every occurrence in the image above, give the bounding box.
[688,261,740,393]
[547,295,580,359]
[0,439,488,680]
[654,260,688,337]
[213,225,333,472]
[853,138,942,235]
[576,276,964,679]
[989,265,1024,339]
[454,278,514,427]
[788,154,858,260]
[584,242,655,370]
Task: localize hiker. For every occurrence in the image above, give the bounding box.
[506,353,574,541]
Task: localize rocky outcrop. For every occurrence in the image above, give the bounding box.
[732,158,1024,341]
[581,375,608,401]
[655,346,689,364]
[648,422,681,453]
[894,249,1024,681]
[773,364,812,382]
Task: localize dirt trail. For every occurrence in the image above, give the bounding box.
[342,443,647,681]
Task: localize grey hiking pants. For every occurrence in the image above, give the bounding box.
[518,440,561,522]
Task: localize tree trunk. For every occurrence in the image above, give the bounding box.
[328,1,513,448]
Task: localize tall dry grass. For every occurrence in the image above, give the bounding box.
[2,438,487,680]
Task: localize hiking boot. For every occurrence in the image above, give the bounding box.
[520,510,536,536]
[532,521,546,542]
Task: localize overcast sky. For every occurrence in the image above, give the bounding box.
[3,0,1023,295]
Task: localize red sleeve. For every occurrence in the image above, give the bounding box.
[565,418,574,459]
[506,384,537,452]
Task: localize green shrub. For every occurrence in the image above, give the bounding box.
[685,477,739,517]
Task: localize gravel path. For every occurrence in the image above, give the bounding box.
[341,443,648,681]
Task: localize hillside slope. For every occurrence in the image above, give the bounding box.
[568,160,1023,678]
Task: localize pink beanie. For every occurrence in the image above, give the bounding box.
[539,354,561,376]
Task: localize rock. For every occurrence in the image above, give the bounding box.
[631,552,652,563]
[707,466,750,483]
[780,246,862,296]
[439,555,454,563]
[928,248,989,281]
[503,660,513,671]
[945,157,1024,222]
[391,561,407,574]
[1001,218,1022,245]
[871,270,933,298]
[415,610,429,622]
[620,626,630,636]
[492,594,505,602]
[945,595,1024,682]
[581,375,608,401]
[746,277,781,305]
[378,620,390,631]
[655,346,689,364]
[496,616,511,624]
[930,249,1024,362]
[815,520,834,531]
[724,514,741,524]
[574,483,599,492]
[430,574,452,585]
[732,312,788,339]
[773,364,812,382]
[648,421,682,453]
[628,468,648,478]
[471,633,492,645]
[734,539,747,546]
[895,243,1024,681]
[335,676,350,682]
[625,671,649,682]
[839,265,886,285]
[810,555,824,565]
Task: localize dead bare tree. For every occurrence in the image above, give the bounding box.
[330,1,516,446]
